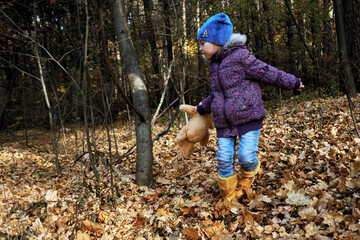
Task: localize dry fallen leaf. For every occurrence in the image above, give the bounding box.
[285,189,311,206]
[203,221,225,238]
[133,212,149,226]
[75,232,91,240]
[323,211,344,232]
[249,194,272,209]
[299,206,317,220]
[180,206,196,216]
[182,227,200,240]
[45,190,58,208]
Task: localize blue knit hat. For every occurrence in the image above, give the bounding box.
[197,13,233,46]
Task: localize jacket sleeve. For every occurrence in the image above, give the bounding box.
[196,92,214,115]
[238,50,301,91]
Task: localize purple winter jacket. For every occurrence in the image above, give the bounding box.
[197,34,301,137]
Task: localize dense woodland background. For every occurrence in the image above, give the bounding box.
[1,0,359,131]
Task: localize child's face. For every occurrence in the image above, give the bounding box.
[199,40,221,60]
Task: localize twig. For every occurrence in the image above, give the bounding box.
[21,226,37,238]
[111,143,137,165]
[151,61,173,126]
[346,93,360,137]
[152,107,179,141]
[205,146,216,153]
[0,56,40,80]
[111,107,180,164]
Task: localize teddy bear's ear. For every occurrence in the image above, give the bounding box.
[180,104,196,116]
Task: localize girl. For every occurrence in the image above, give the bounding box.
[195,13,304,202]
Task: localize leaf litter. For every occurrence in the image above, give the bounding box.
[0,95,359,239]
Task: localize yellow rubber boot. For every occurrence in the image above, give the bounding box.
[218,173,238,202]
[235,162,261,198]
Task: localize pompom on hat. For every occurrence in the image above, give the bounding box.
[197,13,233,46]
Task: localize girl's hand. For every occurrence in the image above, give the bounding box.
[195,102,202,113]
[298,80,305,92]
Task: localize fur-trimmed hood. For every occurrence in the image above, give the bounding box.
[210,33,247,61]
[203,33,247,62]
[223,33,247,49]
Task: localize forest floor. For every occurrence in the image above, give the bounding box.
[1,94,360,240]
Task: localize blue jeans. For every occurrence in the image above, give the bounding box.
[217,130,260,178]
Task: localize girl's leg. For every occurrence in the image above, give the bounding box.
[217,137,238,201]
[237,130,261,172]
[236,130,261,198]
[217,137,236,177]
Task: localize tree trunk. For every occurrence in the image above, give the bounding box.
[161,0,175,108]
[143,0,160,76]
[263,0,275,65]
[182,0,187,55]
[83,0,99,179]
[342,0,360,92]
[285,0,296,73]
[322,0,332,57]
[143,0,161,103]
[161,0,173,65]
[0,70,14,129]
[111,0,153,186]
[310,0,322,89]
[33,0,61,174]
[250,0,262,58]
[333,0,357,96]
[172,0,188,122]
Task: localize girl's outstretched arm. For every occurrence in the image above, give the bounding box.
[237,49,301,91]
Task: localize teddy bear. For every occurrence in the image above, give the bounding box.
[175,104,214,159]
